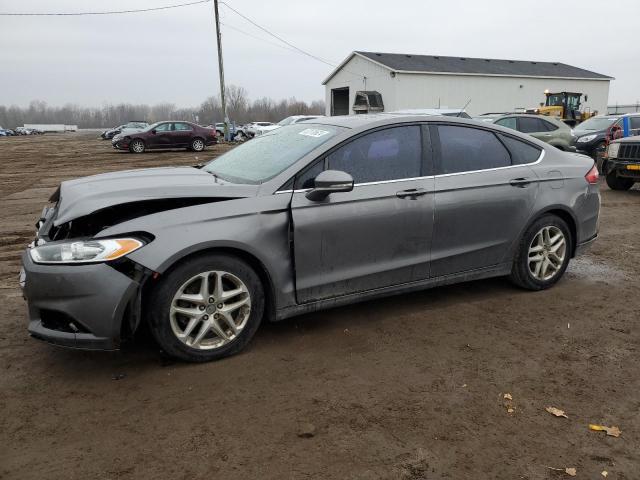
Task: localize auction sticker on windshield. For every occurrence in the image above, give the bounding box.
[298,128,330,138]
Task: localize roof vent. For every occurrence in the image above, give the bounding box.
[375,53,382,56]
[485,59,490,62]
[434,56,440,59]
[405,55,412,58]
[552,62,559,66]
[460,57,466,60]
[508,60,515,63]
[531,61,537,64]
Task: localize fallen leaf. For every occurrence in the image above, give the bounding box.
[589,424,622,437]
[546,406,569,418]
[602,471,608,477]
[546,466,577,477]
[504,393,513,401]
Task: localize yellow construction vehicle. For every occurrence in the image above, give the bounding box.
[528,91,597,127]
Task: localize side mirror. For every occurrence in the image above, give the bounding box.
[306,170,354,201]
[151,129,157,135]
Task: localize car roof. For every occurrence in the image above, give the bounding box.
[308,114,498,130]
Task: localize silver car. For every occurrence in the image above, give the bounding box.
[20,115,600,362]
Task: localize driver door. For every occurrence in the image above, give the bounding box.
[148,122,173,148]
[291,125,434,304]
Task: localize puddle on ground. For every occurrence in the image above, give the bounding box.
[567,256,630,283]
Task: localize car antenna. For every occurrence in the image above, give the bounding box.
[457,98,472,117]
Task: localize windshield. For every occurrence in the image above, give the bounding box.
[546,94,564,106]
[574,116,617,132]
[204,123,346,184]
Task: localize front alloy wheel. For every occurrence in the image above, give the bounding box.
[147,253,264,362]
[130,139,145,153]
[170,271,251,350]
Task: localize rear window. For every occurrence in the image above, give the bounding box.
[499,134,542,165]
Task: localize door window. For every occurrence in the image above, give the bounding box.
[629,116,640,132]
[174,122,193,131]
[518,117,545,133]
[495,117,517,130]
[326,126,422,183]
[498,134,542,165]
[155,123,173,132]
[436,125,511,174]
[541,119,559,131]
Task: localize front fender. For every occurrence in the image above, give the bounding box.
[97,194,296,310]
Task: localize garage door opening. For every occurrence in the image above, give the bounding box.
[331,87,349,116]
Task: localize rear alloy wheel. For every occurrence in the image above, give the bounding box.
[147,254,264,362]
[130,139,145,154]
[191,138,205,152]
[605,171,634,191]
[509,215,571,290]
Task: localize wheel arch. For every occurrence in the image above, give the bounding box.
[524,206,579,258]
[143,245,277,323]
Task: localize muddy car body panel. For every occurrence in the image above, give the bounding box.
[20,115,600,353]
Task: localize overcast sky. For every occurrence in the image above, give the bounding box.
[1,0,637,108]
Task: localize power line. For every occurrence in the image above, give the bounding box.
[219,1,338,68]
[221,22,302,55]
[0,0,211,16]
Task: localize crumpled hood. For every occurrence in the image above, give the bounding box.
[54,166,259,225]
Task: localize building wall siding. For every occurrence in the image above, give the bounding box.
[324,55,610,117]
[394,73,610,116]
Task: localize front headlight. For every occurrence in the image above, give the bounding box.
[30,238,144,264]
[577,134,597,143]
[607,143,620,159]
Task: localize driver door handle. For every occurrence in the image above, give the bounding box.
[509,177,532,187]
[396,188,428,199]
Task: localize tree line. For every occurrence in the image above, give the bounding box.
[0,85,325,129]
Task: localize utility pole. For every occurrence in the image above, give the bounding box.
[213,0,228,140]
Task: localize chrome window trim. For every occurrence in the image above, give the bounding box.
[275,143,545,194]
[436,148,545,178]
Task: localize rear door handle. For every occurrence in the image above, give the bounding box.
[509,177,531,187]
[396,188,428,199]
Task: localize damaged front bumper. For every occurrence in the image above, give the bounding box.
[20,250,143,350]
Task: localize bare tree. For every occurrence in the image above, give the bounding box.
[0,87,326,129]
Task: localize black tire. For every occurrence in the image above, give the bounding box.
[509,214,572,291]
[190,137,205,152]
[129,139,145,154]
[146,253,264,362]
[605,171,634,191]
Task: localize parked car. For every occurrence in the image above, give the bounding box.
[482,114,575,151]
[112,121,216,153]
[277,115,324,126]
[245,121,276,137]
[15,127,35,135]
[103,121,148,140]
[570,114,640,162]
[21,115,600,362]
[603,136,640,190]
[209,122,247,140]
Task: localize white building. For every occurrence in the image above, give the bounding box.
[323,51,613,117]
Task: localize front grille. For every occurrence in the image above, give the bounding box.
[619,143,640,160]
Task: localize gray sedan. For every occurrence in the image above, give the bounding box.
[21,115,600,362]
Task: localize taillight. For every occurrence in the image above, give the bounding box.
[585,164,599,184]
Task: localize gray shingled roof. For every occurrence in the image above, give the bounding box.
[355,51,612,80]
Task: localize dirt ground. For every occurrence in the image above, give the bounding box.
[0,132,638,479]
